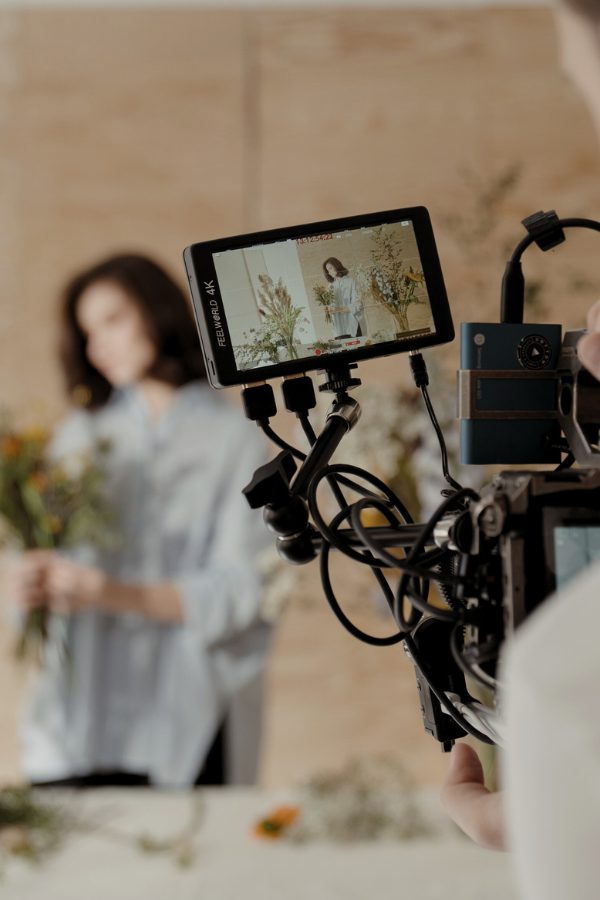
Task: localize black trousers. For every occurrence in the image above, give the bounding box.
[31,723,226,788]
[335,324,363,340]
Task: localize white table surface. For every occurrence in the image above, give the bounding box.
[1,787,519,900]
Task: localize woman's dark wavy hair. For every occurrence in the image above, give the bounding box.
[561,0,600,18]
[322,257,349,283]
[60,253,206,409]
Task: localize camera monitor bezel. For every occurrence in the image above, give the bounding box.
[183,206,454,389]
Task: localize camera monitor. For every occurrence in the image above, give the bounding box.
[183,206,454,388]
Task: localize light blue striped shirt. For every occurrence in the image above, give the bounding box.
[21,381,270,787]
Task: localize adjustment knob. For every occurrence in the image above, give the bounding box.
[264,497,309,536]
[277,527,318,565]
[242,451,297,510]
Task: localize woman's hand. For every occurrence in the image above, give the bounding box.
[46,557,182,622]
[577,299,600,379]
[439,742,506,851]
[324,305,349,314]
[11,552,182,622]
[9,549,53,611]
[45,556,107,614]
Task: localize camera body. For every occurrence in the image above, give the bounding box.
[452,467,600,666]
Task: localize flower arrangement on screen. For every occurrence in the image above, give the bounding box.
[355,228,426,334]
[0,423,116,661]
[311,283,334,324]
[236,273,309,368]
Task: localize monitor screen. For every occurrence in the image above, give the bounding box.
[211,217,436,374]
[553,525,600,590]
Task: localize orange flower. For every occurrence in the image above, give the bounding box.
[27,471,48,492]
[253,805,300,839]
[0,435,21,458]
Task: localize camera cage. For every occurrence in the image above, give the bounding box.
[239,211,600,752]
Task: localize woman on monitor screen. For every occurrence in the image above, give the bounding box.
[322,257,364,340]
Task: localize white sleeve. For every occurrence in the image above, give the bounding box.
[175,427,271,648]
[348,277,359,315]
[501,558,600,900]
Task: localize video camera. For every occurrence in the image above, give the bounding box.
[184,207,600,751]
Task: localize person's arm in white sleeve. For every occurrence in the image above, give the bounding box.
[175,427,270,647]
[348,276,359,316]
[501,558,600,900]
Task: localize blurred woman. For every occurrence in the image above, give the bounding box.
[322,257,364,339]
[13,254,270,788]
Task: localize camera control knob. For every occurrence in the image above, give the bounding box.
[477,496,507,538]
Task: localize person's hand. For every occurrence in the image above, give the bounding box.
[8,549,52,611]
[45,556,107,615]
[439,742,506,851]
[577,299,600,379]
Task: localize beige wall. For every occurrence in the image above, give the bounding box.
[0,6,598,420]
[0,5,599,786]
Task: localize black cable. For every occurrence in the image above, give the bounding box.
[319,505,406,647]
[350,497,409,569]
[394,488,479,628]
[299,414,317,446]
[308,463,414,558]
[404,584,461,623]
[420,384,463,492]
[346,496,424,628]
[260,424,306,462]
[307,465,472,587]
[450,624,496,691]
[300,415,407,618]
[403,634,495,745]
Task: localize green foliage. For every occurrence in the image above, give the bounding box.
[0,787,70,863]
[311,338,340,352]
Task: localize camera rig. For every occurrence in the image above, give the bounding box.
[241,211,600,752]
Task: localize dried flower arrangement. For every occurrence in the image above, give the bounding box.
[367,228,425,334]
[311,283,334,324]
[235,273,309,368]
